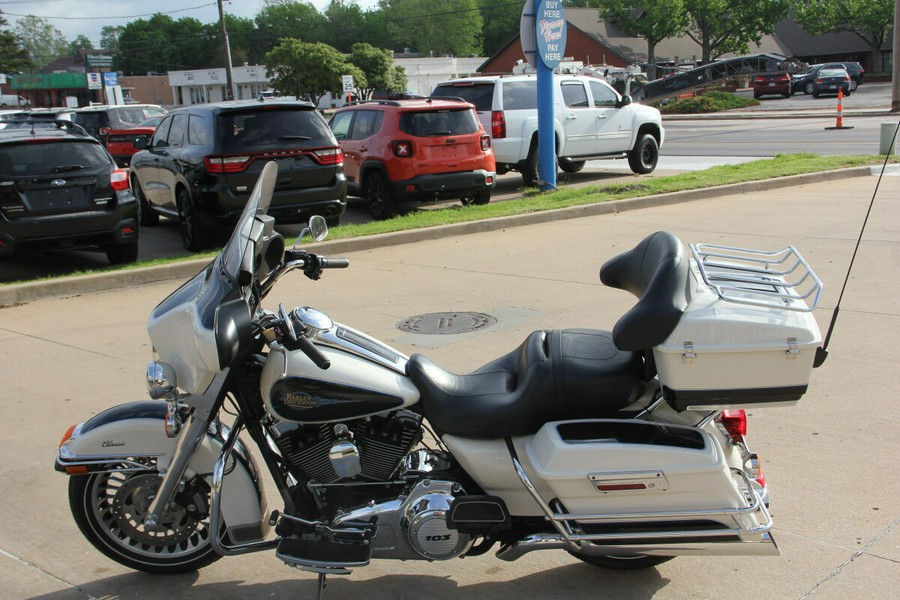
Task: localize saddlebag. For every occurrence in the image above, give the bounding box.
[654,242,822,411]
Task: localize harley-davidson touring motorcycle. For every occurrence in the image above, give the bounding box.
[55,162,825,592]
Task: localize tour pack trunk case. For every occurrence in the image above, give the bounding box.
[653,242,823,411]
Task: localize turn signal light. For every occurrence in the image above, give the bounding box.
[491,110,506,139]
[110,168,129,191]
[391,140,412,157]
[718,409,747,442]
[59,424,77,448]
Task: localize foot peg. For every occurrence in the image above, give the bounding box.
[276,536,372,572]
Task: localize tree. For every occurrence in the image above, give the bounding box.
[793,0,894,72]
[100,25,124,53]
[265,39,362,106]
[68,34,93,55]
[382,0,483,57]
[349,43,405,98]
[600,0,690,79]
[478,0,522,57]
[683,0,790,64]
[13,15,69,69]
[0,11,34,74]
[116,14,219,75]
[324,0,370,52]
[255,1,328,47]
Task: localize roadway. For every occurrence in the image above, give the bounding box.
[2,83,896,284]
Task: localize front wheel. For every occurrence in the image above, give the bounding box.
[559,160,585,174]
[460,189,491,206]
[804,82,815,95]
[628,134,659,174]
[106,241,138,265]
[68,470,220,573]
[570,551,673,570]
[849,80,858,92]
[132,177,158,227]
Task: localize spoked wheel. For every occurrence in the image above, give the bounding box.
[627,134,659,174]
[364,172,397,220]
[68,469,220,573]
[177,189,210,251]
[569,551,673,570]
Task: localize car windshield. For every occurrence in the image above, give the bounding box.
[0,140,109,176]
[217,107,334,153]
[219,160,276,283]
[432,82,494,112]
[399,108,479,136]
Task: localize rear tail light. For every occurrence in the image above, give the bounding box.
[491,110,506,139]
[480,135,491,151]
[204,155,252,173]
[100,127,110,136]
[844,76,851,82]
[391,140,413,157]
[110,168,129,191]
[310,148,343,165]
[718,409,747,443]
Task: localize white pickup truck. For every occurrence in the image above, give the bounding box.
[433,74,664,186]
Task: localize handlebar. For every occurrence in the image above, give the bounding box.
[297,335,331,370]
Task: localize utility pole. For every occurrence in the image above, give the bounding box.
[892,0,899,111]
[217,0,236,101]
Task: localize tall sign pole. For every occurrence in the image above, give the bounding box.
[534,0,566,191]
[218,0,236,101]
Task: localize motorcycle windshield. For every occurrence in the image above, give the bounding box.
[219,160,277,284]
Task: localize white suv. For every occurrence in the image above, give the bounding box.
[433,74,664,186]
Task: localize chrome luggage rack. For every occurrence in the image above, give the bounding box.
[689,242,822,312]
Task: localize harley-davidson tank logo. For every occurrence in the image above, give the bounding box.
[282,392,318,409]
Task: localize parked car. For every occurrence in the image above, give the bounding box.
[751,71,792,99]
[71,104,167,145]
[130,99,346,251]
[0,94,28,107]
[105,115,164,167]
[811,68,852,98]
[328,98,496,220]
[0,108,74,124]
[792,62,864,95]
[432,74,664,186]
[0,119,138,264]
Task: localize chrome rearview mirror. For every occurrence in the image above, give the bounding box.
[293,215,329,249]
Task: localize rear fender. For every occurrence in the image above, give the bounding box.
[56,401,267,542]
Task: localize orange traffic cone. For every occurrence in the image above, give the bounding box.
[826,86,854,130]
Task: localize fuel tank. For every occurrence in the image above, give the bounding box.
[260,322,420,423]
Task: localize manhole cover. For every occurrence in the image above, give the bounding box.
[397,312,497,335]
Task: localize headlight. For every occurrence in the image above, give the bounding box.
[146,360,177,400]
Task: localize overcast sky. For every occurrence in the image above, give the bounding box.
[1,1,378,47]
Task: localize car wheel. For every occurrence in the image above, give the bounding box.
[460,190,491,206]
[521,141,556,187]
[364,172,397,220]
[849,80,858,92]
[177,188,210,252]
[627,134,659,175]
[804,82,815,95]
[559,160,586,174]
[106,241,139,265]
[753,93,761,100]
[324,216,341,228]
[783,91,791,98]
[132,178,158,227]
[568,551,674,570]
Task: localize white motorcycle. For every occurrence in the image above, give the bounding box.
[55,162,825,593]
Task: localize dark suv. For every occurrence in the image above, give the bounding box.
[328,98,495,220]
[0,119,138,264]
[130,100,346,250]
[71,104,167,145]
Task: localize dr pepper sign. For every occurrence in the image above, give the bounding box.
[536,0,566,69]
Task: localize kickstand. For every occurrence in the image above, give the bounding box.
[316,572,327,600]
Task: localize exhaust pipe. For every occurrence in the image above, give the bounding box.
[496,531,780,562]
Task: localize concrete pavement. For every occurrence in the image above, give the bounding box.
[0,173,898,599]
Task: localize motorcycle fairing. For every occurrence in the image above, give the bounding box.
[408,328,644,438]
[56,401,268,542]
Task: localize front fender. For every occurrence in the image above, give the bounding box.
[56,401,268,544]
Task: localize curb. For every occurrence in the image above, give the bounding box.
[0,167,873,307]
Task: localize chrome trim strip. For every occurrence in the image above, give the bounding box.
[315,322,409,375]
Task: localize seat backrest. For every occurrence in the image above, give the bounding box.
[599,231,692,351]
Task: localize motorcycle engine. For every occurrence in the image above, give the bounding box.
[272,410,423,484]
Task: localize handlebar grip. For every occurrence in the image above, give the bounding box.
[321,257,350,269]
[297,335,331,370]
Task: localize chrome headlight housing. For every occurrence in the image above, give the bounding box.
[146,360,178,401]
